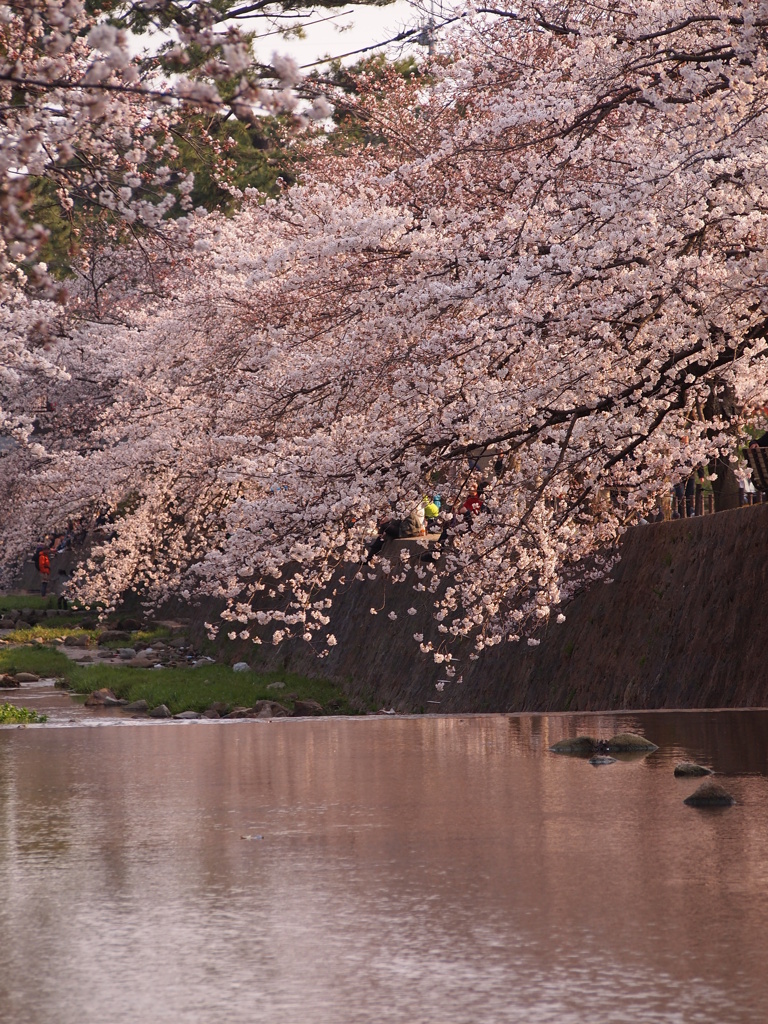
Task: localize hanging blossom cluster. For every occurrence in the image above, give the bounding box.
[4,0,768,662]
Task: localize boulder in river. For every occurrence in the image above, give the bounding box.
[148,704,172,719]
[124,699,149,712]
[14,672,40,683]
[684,781,736,807]
[0,674,21,688]
[84,687,118,706]
[549,736,598,754]
[674,762,713,777]
[604,732,658,752]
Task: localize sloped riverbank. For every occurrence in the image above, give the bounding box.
[186,504,768,714]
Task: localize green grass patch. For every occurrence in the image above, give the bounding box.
[0,594,58,612]
[65,663,354,716]
[1,621,99,645]
[0,646,74,680]
[0,645,354,716]
[0,703,47,724]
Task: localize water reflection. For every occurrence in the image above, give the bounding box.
[1,712,768,1022]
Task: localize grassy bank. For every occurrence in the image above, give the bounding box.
[0,595,67,612]
[1,591,362,715]
[0,645,358,716]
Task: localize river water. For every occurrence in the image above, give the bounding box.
[1,688,768,1023]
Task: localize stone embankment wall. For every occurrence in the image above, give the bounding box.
[187,503,768,713]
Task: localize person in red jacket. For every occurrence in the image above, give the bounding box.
[460,480,487,517]
[36,546,51,596]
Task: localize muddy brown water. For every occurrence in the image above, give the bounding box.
[1,685,768,1023]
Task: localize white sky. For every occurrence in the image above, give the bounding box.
[251,1,451,70]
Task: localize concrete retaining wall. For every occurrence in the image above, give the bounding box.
[185,504,768,712]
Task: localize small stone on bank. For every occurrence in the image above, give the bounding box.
[148,704,171,719]
[291,699,324,717]
[64,634,90,647]
[233,662,250,672]
[251,700,290,718]
[97,630,131,645]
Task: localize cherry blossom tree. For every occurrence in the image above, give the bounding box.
[0,0,350,444]
[0,0,345,292]
[4,0,768,665]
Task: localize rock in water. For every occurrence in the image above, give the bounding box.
[14,672,40,683]
[674,762,713,777]
[148,704,172,719]
[605,732,659,752]
[589,755,617,766]
[684,781,735,807]
[84,688,118,706]
[0,674,21,688]
[549,736,598,754]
